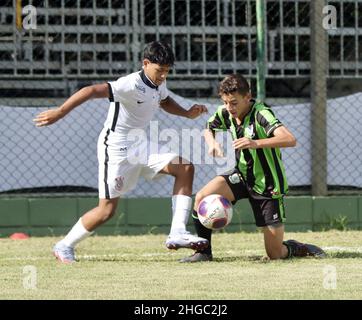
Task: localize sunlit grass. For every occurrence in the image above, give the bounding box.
[1,231,362,299]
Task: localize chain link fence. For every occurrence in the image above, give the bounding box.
[0,0,361,197]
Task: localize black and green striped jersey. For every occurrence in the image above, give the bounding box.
[207,101,288,199]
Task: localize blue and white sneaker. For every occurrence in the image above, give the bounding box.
[53,241,75,263]
[166,232,209,251]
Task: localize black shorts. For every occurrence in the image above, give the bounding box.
[220,169,286,227]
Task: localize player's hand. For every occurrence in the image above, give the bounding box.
[232,138,258,150]
[186,104,208,119]
[33,108,64,127]
[208,142,224,157]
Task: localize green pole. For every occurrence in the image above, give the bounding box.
[256,0,266,102]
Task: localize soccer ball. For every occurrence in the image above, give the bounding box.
[197,194,233,230]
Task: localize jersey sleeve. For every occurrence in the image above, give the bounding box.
[206,106,229,132]
[256,108,283,137]
[108,76,133,102]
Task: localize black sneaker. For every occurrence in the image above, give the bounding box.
[284,240,326,258]
[179,252,213,263]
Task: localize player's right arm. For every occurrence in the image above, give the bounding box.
[33,83,109,127]
[204,106,229,157]
[204,129,224,157]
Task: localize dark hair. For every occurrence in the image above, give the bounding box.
[143,41,175,66]
[218,74,250,96]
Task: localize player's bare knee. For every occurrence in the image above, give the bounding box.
[194,191,204,208]
[266,248,283,260]
[195,191,203,202]
[174,161,194,178]
[183,162,194,176]
[267,253,281,260]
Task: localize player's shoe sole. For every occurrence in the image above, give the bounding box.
[53,251,74,264]
[166,240,209,251]
[179,252,213,263]
[166,232,209,251]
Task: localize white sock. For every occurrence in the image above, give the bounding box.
[61,218,94,248]
[170,195,192,235]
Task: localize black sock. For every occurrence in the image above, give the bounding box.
[282,241,292,258]
[192,210,212,254]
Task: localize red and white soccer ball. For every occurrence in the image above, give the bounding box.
[197,194,233,230]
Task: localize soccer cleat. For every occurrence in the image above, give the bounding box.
[166,232,209,251]
[283,239,326,258]
[53,241,75,263]
[179,252,213,263]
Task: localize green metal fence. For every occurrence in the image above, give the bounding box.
[0,0,361,198]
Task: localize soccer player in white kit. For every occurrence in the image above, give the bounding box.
[34,41,209,263]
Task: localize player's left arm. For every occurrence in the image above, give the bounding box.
[160,96,208,119]
[233,125,297,150]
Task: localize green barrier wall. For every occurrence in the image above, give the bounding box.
[0,196,361,237]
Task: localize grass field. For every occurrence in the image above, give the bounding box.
[1,230,362,300]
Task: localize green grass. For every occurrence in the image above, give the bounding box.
[1,230,362,299]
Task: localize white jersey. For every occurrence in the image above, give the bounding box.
[97,70,178,198]
[105,70,169,142]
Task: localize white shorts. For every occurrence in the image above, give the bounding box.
[97,129,179,199]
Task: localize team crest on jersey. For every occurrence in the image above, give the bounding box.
[115,176,124,191]
[153,92,162,104]
[135,84,146,93]
[244,124,255,138]
[229,173,241,184]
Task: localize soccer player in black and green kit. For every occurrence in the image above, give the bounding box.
[181,74,326,262]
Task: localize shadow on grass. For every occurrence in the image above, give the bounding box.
[77,256,172,263]
[78,254,269,263]
[213,255,267,263]
[326,251,362,259]
[77,251,362,263]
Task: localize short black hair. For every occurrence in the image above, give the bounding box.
[143,41,175,66]
[218,74,250,96]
